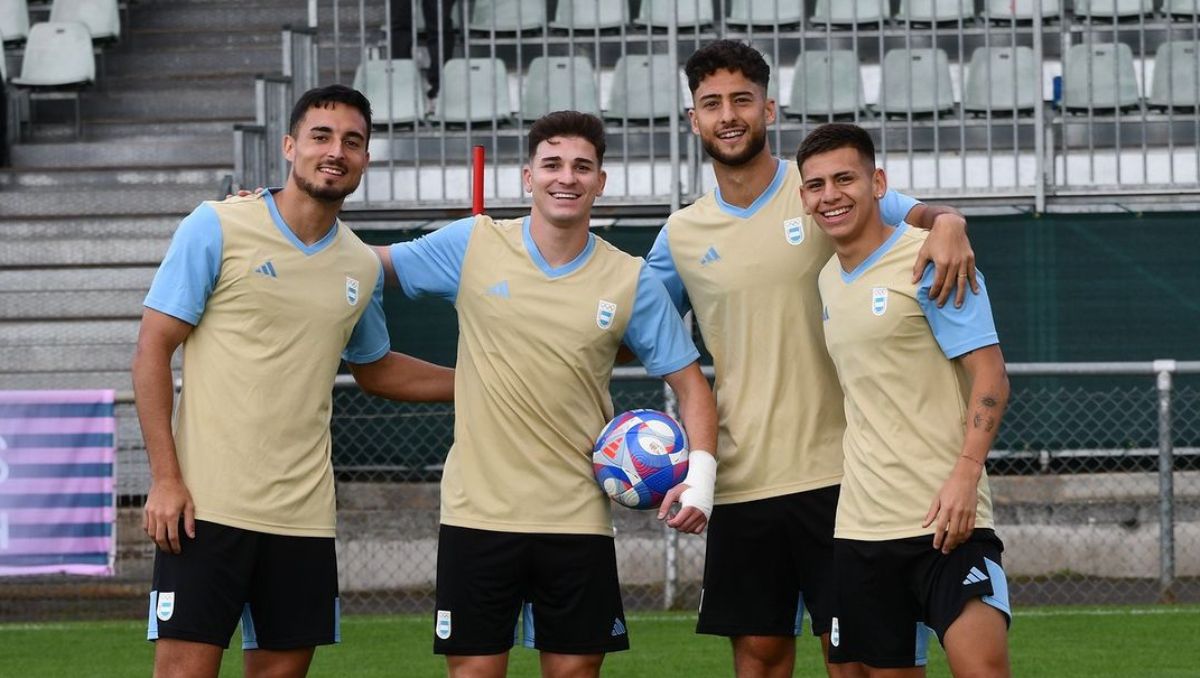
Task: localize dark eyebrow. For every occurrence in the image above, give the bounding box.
[309,125,365,142]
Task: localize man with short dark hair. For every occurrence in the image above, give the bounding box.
[133,84,454,678]
[375,110,719,678]
[801,122,1011,677]
[646,40,981,678]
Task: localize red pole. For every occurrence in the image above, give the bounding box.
[472,145,485,215]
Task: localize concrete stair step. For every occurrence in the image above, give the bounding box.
[1,371,135,391]
[0,266,156,293]
[128,27,290,51]
[0,216,180,240]
[0,167,230,190]
[128,2,383,33]
[0,185,218,219]
[0,343,154,373]
[80,90,255,120]
[0,288,148,320]
[97,74,259,93]
[0,319,141,347]
[1,238,172,267]
[9,136,233,168]
[23,120,244,142]
[101,46,282,77]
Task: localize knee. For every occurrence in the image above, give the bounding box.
[733,635,794,670]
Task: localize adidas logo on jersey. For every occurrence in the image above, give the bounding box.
[962,566,990,586]
[253,261,278,278]
[700,246,721,266]
[610,618,627,637]
[485,280,510,298]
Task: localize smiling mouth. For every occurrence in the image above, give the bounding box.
[821,205,852,219]
[318,166,347,177]
[716,128,745,141]
[550,192,581,200]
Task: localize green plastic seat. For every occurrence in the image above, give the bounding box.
[437,57,512,123]
[520,56,601,119]
[964,46,1038,113]
[1149,41,1200,109]
[877,48,956,115]
[788,50,864,117]
[353,59,424,124]
[1062,42,1140,110]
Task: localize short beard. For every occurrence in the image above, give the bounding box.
[701,123,768,168]
[293,172,360,203]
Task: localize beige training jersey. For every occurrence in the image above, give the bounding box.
[818,224,998,541]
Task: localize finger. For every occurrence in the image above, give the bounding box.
[954,269,968,308]
[667,506,696,529]
[658,486,685,520]
[933,510,950,551]
[911,249,931,284]
[153,519,168,553]
[935,266,956,307]
[166,514,182,554]
[967,256,980,294]
[184,502,196,540]
[142,507,149,534]
[922,499,939,528]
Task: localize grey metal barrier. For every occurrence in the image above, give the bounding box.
[275,0,1200,216]
[1,360,1197,622]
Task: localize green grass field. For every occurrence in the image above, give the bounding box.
[2,607,1198,677]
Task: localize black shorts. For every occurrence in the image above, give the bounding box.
[696,485,839,638]
[828,529,1012,669]
[146,520,339,651]
[433,524,629,656]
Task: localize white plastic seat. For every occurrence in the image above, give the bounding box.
[1073,0,1154,19]
[727,0,805,27]
[12,22,95,87]
[436,57,511,123]
[1165,0,1199,15]
[964,46,1038,113]
[551,0,629,30]
[50,0,120,42]
[788,50,864,117]
[634,0,715,28]
[606,54,684,120]
[520,56,600,118]
[898,0,974,22]
[811,0,891,25]
[1149,41,1200,109]
[1062,42,1140,110]
[468,0,546,32]
[1,0,30,43]
[877,48,956,115]
[352,59,424,124]
[984,0,1061,20]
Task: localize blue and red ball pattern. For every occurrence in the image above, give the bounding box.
[592,409,690,510]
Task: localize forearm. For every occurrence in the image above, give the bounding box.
[665,364,717,456]
[910,203,965,231]
[959,349,1010,466]
[131,345,183,483]
[351,351,455,402]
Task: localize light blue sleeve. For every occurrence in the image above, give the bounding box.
[143,203,223,326]
[917,265,999,359]
[342,268,391,364]
[644,225,690,315]
[880,189,920,226]
[623,264,701,378]
[388,216,475,301]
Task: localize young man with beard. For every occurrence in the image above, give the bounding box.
[802,122,1011,677]
[133,85,455,678]
[644,41,980,678]
[374,110,719,678]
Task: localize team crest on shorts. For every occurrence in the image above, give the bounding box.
[596,300,617,330]
[156,592,175,622]
[783,217,805,245]
[346,277,360,306]
[436,610,452,639]
[871,287,889,316]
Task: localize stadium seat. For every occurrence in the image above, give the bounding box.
[898,0,974,23]
[1,0,30,43]
[1072,0,1154,19]
[634,0,715,29]
[436,57,512,123]
[520,56,600,118]
[49,0,120,42]
[984,0,1062,20]
[760,51,781,104]
[727,0,805,27]
[467,0,546,32]
[877,48,956,115]
[606,54,684,120]
[787,50,864,117]
[551,0,629,30]
[964,46,1038,113]
[1149,41,1200,110]
[352,59,424,124]
[811,0,891,25]
[1062,42,1140,111]
[11,22,95,137]
[1165,0,1199,16]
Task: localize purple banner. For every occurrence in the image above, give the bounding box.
[0,390,116,576]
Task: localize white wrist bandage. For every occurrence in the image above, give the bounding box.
[679,450,717,519]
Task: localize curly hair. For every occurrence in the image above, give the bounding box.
[684,40,770,94]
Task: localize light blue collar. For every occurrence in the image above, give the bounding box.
[263,189,339,256]
[522,216,596,279]
[840,223,909,283]
[714,157,788,219]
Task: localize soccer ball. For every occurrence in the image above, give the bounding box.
[592,409,689,510]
